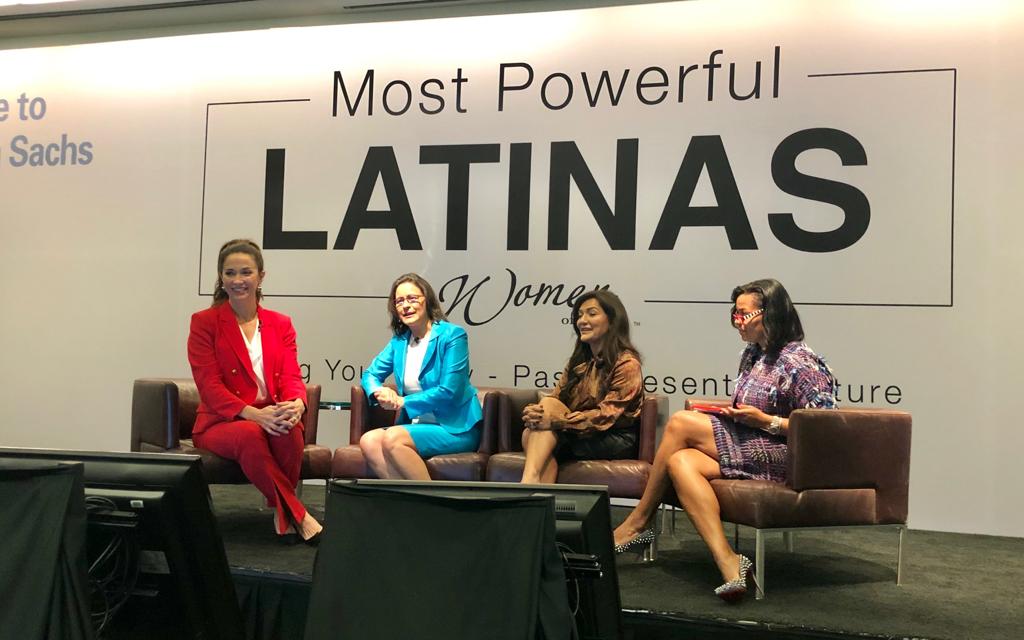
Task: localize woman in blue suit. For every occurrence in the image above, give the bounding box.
[359,273,483,480]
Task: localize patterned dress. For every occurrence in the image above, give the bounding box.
[711,341,837,482]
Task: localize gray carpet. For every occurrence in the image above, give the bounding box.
[210,485,1023,640]
[617,511,1023,640]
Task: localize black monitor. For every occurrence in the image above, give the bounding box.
[0,448,243,640]
[338,479,622,640]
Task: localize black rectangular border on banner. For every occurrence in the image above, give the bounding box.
[199,68,957,308]
[198,98,388,302]
[647,67,957,309]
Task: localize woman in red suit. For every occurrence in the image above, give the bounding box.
[187,239,322,545]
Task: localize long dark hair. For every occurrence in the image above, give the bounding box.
[730,278,804,354]
[558,289,641,404]
[212,238,264,306]
[386,273,447,336]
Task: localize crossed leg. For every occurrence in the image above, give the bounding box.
[197,420,321,539]
[613,410,742,582]
[360,426,431,480]
[381,426,431,481]
[520,396,571,484]
[359,428,391,479]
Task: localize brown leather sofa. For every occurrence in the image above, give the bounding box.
[131,377,333,481]
[484,388,667,501]
[673,399,912,599]
[330,385,502,481]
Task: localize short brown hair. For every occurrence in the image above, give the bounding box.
[386,273,446,335]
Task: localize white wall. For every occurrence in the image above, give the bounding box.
[1,0,1021,537]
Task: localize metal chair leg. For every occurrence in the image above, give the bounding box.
[896,526,905,585]
[643,533,658,562]
[657,503,678,535]
[754,529,766,600]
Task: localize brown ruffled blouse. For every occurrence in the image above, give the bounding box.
[548,351,644,434]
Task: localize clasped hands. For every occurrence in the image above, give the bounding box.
[373,387,405,411]
[251,399,304,436]
[522,403,558,431]
[719,404,773,431]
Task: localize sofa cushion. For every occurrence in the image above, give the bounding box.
[711,479,878,529]
[559,460,650,499]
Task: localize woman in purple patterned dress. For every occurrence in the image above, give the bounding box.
[612,279,838,602]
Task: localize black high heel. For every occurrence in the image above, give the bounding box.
[283,508,322,547]
[301,529,322,547]
[275,516,299,545]
[614,528,656,561]
[277,532,301,546]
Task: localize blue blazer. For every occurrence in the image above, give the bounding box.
[361,320,482,434]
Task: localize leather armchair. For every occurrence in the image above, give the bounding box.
[330,385,502,481]
[675,399,912,599]
[131,377,333,482]
[484,388,667,501]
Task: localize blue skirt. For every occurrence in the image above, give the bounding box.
[400,421,481,457]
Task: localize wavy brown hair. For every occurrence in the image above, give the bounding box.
[557,289,640,405]
[212,238,264,306]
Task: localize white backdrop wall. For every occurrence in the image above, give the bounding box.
[0,0,1021,537]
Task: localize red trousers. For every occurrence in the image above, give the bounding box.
[195,419,307,529]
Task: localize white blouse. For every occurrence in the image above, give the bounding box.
[403,328,438,424]
[241,323,269,403]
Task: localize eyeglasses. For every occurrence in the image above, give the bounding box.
[394,295,424,308]
[731,309,763,326]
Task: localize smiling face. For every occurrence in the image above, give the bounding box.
[576,298,610,350]
[733,292,767,347]
[220,252,264,307]
[393,281,428,332]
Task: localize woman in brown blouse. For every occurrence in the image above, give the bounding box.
[520,289,644,483]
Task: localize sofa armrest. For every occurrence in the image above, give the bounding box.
[497,388,546,452]
[638,394,668,463]
[303,384,322,445]
[788,408,912,523]
[349,385,370,445]
[131,378,181,451]
[476,389,501,455]
[348,384,401,445]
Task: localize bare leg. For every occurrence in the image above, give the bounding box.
[613,410,718,546]
[666,448,740,582]
[382,427,432,481]
[359,429,390,479]
[521,396,570,483]
[521,429,559,483]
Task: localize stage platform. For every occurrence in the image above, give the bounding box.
[110,484,1021,640]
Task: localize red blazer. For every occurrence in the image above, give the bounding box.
[187,302,308,437]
